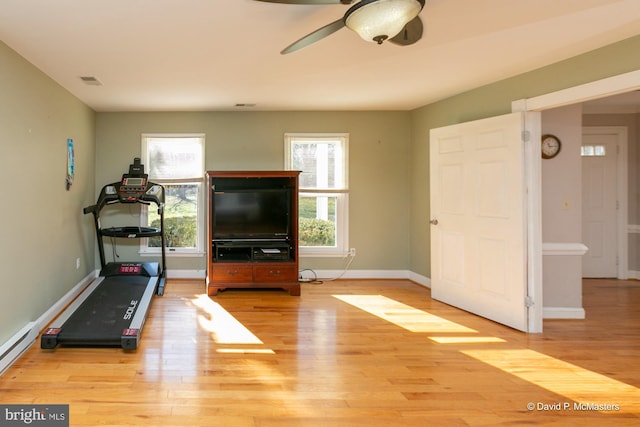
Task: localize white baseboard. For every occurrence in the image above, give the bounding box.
[408,271,431,288]
[303,269,431,288]
[306,269,407,281]
[166,269,206,279]
[543,306,586,319]
[628,270,640,280]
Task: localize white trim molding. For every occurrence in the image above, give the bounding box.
[299,269,431,287]
[543,307,586,319]
[512,70,640,112]
[542,242,589,256]
[166,269,206,279]
[310,269,411,280]
[408,271,431,288]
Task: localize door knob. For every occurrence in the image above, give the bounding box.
[430,218,438,225]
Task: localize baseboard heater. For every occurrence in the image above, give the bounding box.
[0,321,38,375]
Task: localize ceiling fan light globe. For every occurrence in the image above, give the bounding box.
[344,0,424,43]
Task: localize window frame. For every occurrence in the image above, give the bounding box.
[140,133,205,256]
[284,133,349,257]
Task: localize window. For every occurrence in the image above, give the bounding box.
[581,145,606,156]
[285,133,349,256]
[141,134,205,255]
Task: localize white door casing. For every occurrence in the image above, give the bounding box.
[430,111,541,332]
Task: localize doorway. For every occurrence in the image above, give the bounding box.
[511,70,638,323]
[581,126,628,279]
[515,71,637,279]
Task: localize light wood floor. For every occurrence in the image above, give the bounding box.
[1,278,639,426]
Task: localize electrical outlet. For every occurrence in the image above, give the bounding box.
[349,248,356,257]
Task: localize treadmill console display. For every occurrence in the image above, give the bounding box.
[118,263,142,274]
[123,177,145,186]
[118,177,148,202]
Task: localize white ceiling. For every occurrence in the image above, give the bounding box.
[1,0,640,112]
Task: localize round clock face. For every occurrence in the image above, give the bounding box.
[541,134,561,159]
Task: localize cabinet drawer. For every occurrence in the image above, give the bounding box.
[211,265,253,282]
[254,265,298,282]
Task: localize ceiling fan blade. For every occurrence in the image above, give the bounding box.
[389,16,423,46]
[253,0,352,4]
[281,19,345,54]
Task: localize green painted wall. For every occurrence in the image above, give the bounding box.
[0,41,96,345]
[95,111,412,273]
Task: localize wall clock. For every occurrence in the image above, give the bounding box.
[541,134,561,159]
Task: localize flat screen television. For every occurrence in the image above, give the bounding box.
[212,189,290,240]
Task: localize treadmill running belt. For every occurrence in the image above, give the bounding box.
[57,276,151,345]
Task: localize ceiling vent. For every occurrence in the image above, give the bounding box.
[79,76,102,86]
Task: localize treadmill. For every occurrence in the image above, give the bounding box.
[41,158,166,350]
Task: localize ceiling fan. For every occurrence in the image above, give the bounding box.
[255,0,425,54]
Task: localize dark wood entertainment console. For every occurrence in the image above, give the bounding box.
[206,170,301,296]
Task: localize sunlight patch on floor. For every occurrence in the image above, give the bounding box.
[192,295,266,348]
[462,348,640,412]
[333,295,477,333]
[333,293,638,413]
[216,348,276,354]
[429,336,506,344]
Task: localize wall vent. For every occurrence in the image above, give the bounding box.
[79,76,102,86]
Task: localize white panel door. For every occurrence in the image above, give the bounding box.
[581,133,618,278]
[430,112,534,332]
